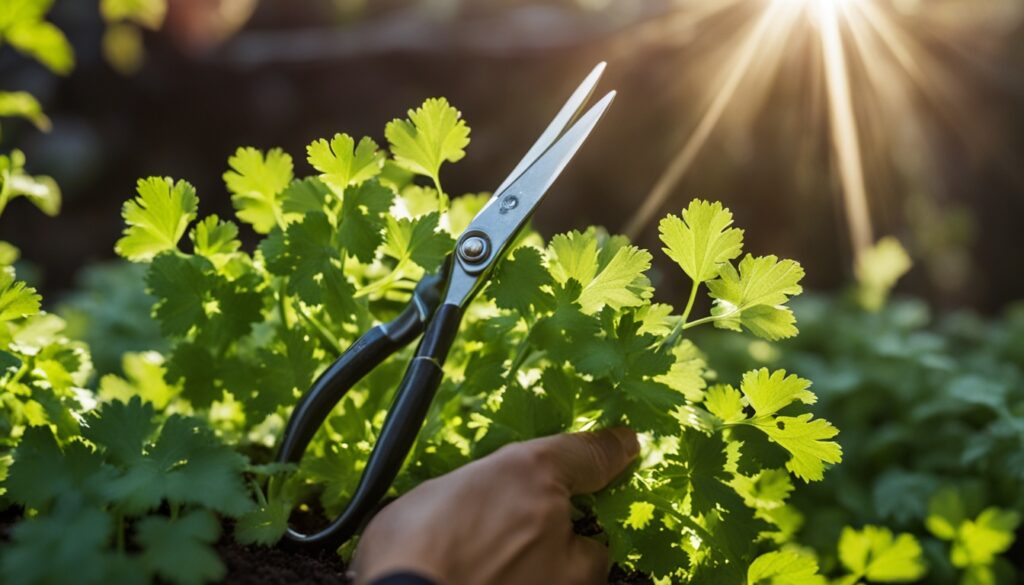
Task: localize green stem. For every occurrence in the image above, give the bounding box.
[682,310,735,331]
[681,280,699,325]
[356,259,409,298]
[296,305,344,355]
[277,279,291,328]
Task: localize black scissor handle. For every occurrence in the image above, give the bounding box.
[277,266,466,549]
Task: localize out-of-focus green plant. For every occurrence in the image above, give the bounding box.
[59,261,165,377]
[697,238,1024,584]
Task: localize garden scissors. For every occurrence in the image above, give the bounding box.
[277,63,616,549]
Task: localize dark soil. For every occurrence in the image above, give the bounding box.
[219,538,652,585]
[216,513,654,585]
[219,539,349,585]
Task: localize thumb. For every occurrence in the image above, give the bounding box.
[537,428,639,495]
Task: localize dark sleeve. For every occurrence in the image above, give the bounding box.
[368,572,439,585]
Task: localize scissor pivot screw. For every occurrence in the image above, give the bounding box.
[459,234,490,264]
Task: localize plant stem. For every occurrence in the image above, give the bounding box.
[296,305,344,355]
[681,280,699,325]
[277,278,291,328]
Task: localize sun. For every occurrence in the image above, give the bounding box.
[624,0,1010,267]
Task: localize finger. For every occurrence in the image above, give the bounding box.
[570,535,611,585]
[536,428,639,494]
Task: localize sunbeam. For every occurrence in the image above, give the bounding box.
[625,0,1020,264]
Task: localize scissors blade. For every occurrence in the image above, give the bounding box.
[464,90,616,254]
[492,62,607,197]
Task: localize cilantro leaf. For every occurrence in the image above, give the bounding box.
[0,91,51,131]
[189,215,241,268]
[660,199,744,284]
[855,236,912,312]
[747,550,826,585]
[280,177,331,216]
[705,384,746,424]
[307,133,384,194]
[100,0,167,28]
[338,179,394,262]
[548,229,651,314]
[224,147,293,234]
[741,369,816,417]
[385,97,470,192]
[0,149,61,216]
[549,229,599,285]
[752,414,842,482]
[99,352,178,409]
[1,495,121,585]
[116,177,198,261]
[382,211,454,273]
[0,2,74,74]
[838,525,927,582]
[707,255,804,340]
[488,246,555,317]
[235,498,291,546]
[136,510,224,585]
[4,425,111,509]
[81,397,156,466]
[0,269,41,322]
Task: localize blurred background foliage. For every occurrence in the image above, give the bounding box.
[0,0,1022,315]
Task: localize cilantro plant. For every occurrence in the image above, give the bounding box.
[88,96,842,582]
[3,397,256,585]
[698,239,1024,584]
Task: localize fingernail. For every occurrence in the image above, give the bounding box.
[612,427,640,458]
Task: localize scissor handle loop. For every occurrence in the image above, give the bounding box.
[276,272,461,549]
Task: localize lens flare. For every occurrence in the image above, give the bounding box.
[624,0,1020,262]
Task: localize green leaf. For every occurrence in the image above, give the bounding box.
[741,368,816,418]
[926,487,966,541]
[1,495,125,585]
[100,0,167,28]
[99,351,178,409]
[660,199,744,284]
[0,91,51,131]
[855,236,911,312]
[136,510,224,585]
[549,229,599,285]
[488,246,554,317]
[145,253,262,346]
[280,177,330,216]
[307,133,384,194]
[116,177,198,261]
[0,269,41,322]
[952,508,1020,567]
[548,229,651,314]
[579,245,652,314]
[838,525,927,582]
[385,97,470,190]
[705,384,746,423]
[4,20,74,75]
[707,255,804,340]
[747,549,826,584]
[82,397,157,466]
[1,149,61,216]
[224,147,293,234]
[752,413,842,482]
[382,211,454,273]
[235,498,291,546]
[337,179,394,262]
[4,426,110,509]
[189,215,240,268]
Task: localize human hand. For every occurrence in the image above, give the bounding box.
[352,428,640,585]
